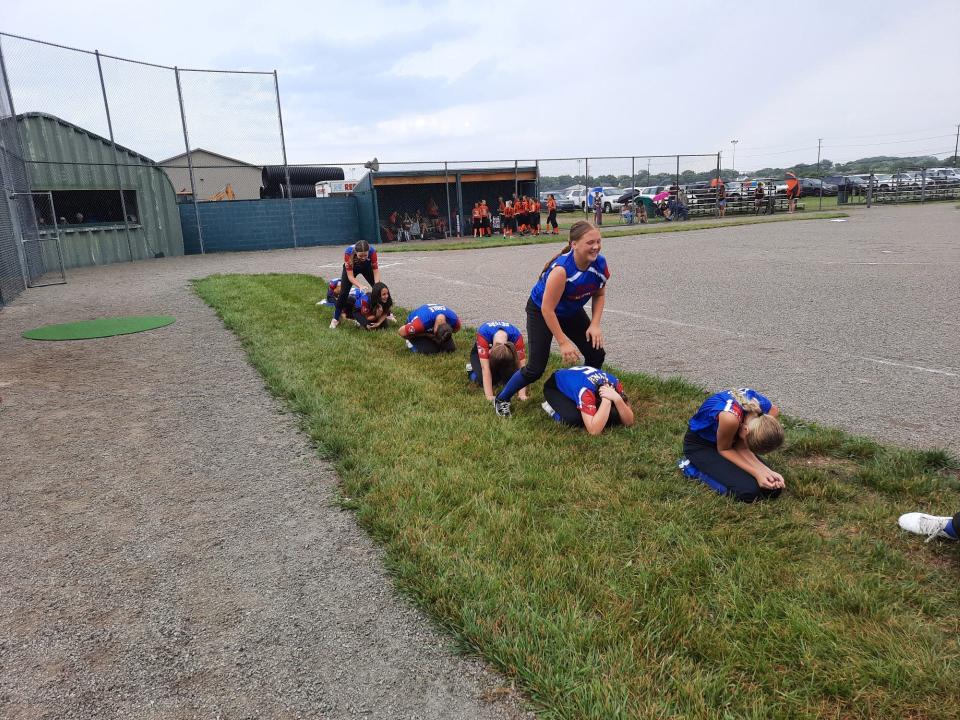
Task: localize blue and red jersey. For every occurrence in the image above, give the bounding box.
[353,289,371,316]
[402,304,461,336]
[476,321,525,361]
[529,250,609,317]
[553,366,623,417]
[343,243,378,272]
[688,388,773,443]
[326,278,342,303]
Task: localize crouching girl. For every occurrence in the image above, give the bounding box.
[681,388,785,503]
[469,321,528,402]
[398,303,460,353]
[354,282,395,330]
[541,365,634,435]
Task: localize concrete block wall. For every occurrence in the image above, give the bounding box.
[180,197,361,254]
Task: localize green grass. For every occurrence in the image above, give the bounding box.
[195,273,960,720]
[381,211,849,253]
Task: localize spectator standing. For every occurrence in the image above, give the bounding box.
[593,189,603,226]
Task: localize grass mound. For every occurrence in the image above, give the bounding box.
[195,273,960,720]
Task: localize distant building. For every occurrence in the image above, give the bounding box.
[158,149,262,201]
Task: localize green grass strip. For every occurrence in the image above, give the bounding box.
[195,273,959,720]
[380,212,849,253]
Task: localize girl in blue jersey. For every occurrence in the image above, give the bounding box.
[681,388,785,503]
[353,282,394,330]
[398,303,461,354]
[542,366,635,435]
[469,321,528,401]
[320,278,341,306]
[494,221,608,417]
[331,241,380,329]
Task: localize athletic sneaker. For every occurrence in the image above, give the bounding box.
[315,300,325,306]
[898,513,956,542]
[329,318,339,329]
[493,398,511,418]
[465,363,473,372]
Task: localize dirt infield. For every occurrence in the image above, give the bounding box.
[0,254,533,718]
[0,202,955,718]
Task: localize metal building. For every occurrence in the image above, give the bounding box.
[158,148,262,201]
[17,113,184,269]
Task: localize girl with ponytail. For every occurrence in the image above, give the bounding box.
[493,221,609,417]
[681,387,785,502]
[468,321,528,401]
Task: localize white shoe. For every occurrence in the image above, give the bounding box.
[541,400,555,417]
[316,300,325,306]
[329,319,339,329]
[465,363,473,372]
[898,512,955,542]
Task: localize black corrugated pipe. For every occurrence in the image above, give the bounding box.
[261,165,344,191]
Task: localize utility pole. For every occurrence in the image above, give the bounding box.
[817,138,823,211]
[730,139,738,177]
[954,123,959,168]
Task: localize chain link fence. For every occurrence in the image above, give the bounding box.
[0,31,289,274]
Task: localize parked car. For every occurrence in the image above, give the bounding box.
[587,186,626,213]
[799,178,838,196]
[563,186,587,211]
[927,168,960,186]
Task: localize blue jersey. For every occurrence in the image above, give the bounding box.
[688,388,773,443]
[476,321,525,360]
[353,289,371,316]
[402,304,461,336]
[553,366,623,417]
[326,278,342,303]
[343,244,378,273]
[529,250,609,317]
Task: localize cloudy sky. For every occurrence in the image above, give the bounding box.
[3,0,959,176]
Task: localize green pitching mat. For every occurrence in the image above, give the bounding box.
[22,315,176,341]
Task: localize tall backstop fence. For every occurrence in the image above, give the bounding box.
[0,30,297,301]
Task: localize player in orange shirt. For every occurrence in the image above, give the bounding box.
[546,194,559,234]
[531,198,541,235]
[479,199,491,237]
[471,202,482,237]
[503,201,515,237]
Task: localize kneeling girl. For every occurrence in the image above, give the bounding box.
[354,282,394,330]
[542,365,634,435]
[469,321,528,401]
[398,303,461,353]
[682,388,785,503]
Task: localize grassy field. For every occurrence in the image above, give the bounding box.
[196,273,960,720]
[381,211,849,253]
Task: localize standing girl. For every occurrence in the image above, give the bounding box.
[681,388,785,503]
[469,321,528,402]
[546,194,559,235]
[331,240,379,329]
[493,220,608,417]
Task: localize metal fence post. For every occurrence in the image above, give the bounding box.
[584,158,588,216]
[0,34,31,289]
[174,66,204,254]
[631,156,635,192]
[513,160,518,199]
[716,151,721,217]
[273,70,297,248]
[95,50,134,262]
[444,162,452,237]
[675,155,680,188]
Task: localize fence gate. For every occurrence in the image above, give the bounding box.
[12,191,65,287]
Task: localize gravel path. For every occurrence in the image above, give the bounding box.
[0,254,533,719]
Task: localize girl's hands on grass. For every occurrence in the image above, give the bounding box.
[559,340,580,365]
[755,468,786,490]
[586,325,604,350]
[518,389,528,401]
